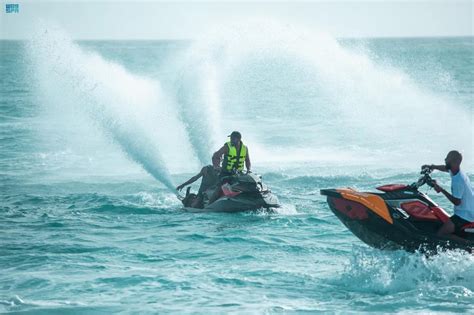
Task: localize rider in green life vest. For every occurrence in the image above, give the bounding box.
[212,131,251,176]
[209,131,251,204]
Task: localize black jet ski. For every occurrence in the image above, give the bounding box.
[178,172,280,212]
[321,167,474,253]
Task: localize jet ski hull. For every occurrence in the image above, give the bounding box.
[184,194,279,213]
[203,194,279,212]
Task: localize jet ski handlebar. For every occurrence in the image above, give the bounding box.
[420,166,433,176]
[410,167,434,189]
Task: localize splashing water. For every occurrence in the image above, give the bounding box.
[28,24,187,190]
[338,245,474,295]
[180,20,472,169]
[168,50,222,164]
[28,21,472,181]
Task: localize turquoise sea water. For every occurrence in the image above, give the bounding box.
[1,25,473,313]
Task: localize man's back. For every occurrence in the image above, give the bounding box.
[198,165,219,194]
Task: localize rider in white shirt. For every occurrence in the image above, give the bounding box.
[423,150,474,243]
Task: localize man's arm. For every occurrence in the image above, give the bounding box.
[433,181,462,206]
[422,164,447,172]
[176,168,204,191]
[245,149,251,172]
[212,145,227,169]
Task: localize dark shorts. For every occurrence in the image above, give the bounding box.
[451,214,471,234]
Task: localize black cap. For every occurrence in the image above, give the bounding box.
[228,131,242,139]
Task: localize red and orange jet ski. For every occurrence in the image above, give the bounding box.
[321,168,474,253]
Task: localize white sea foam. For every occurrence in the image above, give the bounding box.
[338,245,474,294]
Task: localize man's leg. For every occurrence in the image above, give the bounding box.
[191,196,203,208]
[437,219,469,244]
[208,186,222,204]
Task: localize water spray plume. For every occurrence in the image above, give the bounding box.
[29,24,177,191]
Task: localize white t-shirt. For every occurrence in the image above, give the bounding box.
[450,170,474,222]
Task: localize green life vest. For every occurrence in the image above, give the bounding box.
[223,141,247,172]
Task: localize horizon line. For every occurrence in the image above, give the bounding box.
[1,35,473,41]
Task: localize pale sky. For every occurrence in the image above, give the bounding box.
[0,1,472,39]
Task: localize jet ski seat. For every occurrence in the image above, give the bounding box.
[376,184,407,192]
